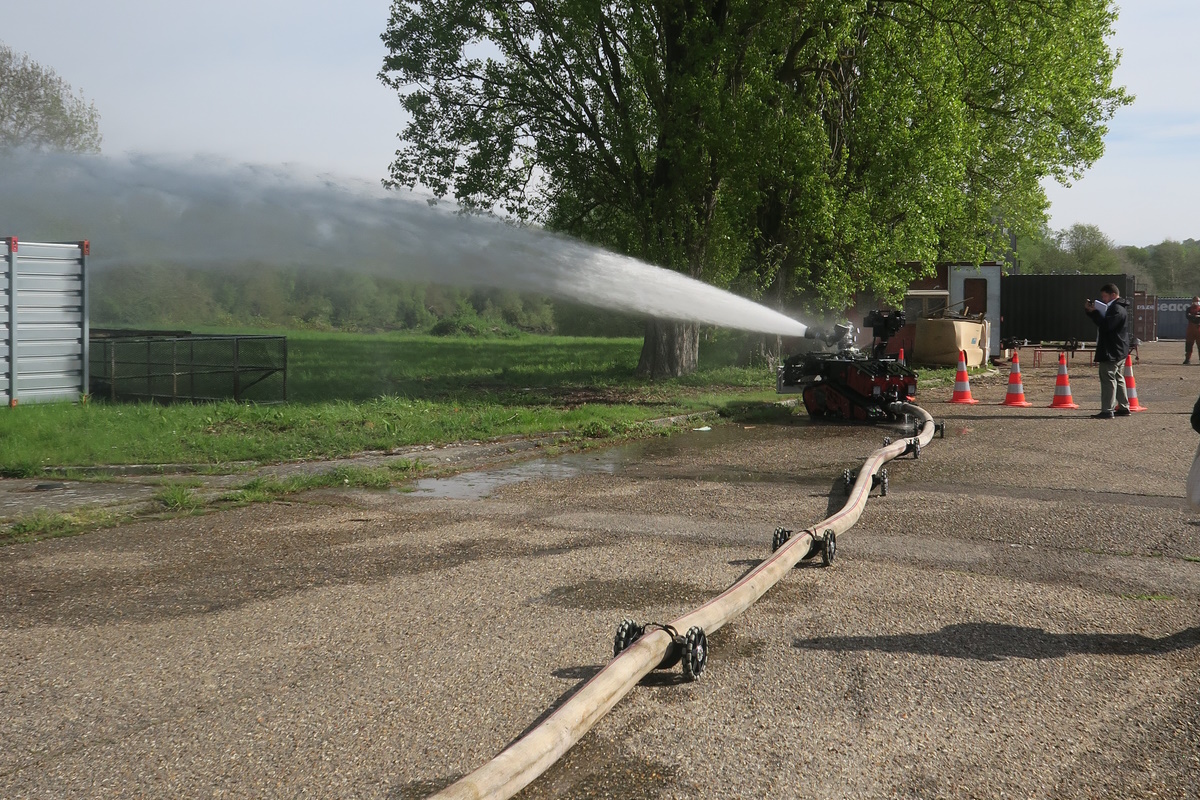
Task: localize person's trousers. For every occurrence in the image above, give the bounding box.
[1097,360,1128,413]
[1187,325,1200,359]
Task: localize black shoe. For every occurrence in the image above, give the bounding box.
[1185,360,1191,365]
[1091,411,1114,419]
[1114,407,1131,416]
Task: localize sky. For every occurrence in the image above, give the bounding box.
[1,0,1196,248]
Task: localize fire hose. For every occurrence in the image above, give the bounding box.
[428,401,940,800]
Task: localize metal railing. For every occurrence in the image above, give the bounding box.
[89,331,287,403]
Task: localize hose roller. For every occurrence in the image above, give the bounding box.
[428,401,939,800]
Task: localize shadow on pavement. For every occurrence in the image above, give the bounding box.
[793,622,1200,662]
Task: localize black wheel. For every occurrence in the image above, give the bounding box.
[882,436,892,447]
[843,468,853,495]
[821,529,837,567]
[613,619,644,657]
[681,626,708,681]
[771,527,792,552]
[912,440,921,459]
[880,469,889,497]
[935,421,946,438]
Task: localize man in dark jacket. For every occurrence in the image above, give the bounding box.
[1084,283,1131,419]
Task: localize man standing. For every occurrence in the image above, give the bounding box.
[1084,283,1131,419]
[1185,296,1200,364]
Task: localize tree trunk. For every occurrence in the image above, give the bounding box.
[636,319,699,379]
[736,333,783,369]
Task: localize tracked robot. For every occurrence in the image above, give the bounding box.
[776,310,917,423]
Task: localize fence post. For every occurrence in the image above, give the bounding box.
[6,238,18,405]
[233,336,241,402]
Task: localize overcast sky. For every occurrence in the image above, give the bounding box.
[1,1,1195,247]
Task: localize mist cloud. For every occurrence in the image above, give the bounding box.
[0,151,807,337]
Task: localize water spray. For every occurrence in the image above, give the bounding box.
[0,151,808,338]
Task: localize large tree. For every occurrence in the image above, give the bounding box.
[0,41,102,153]
[379,0,1128,377]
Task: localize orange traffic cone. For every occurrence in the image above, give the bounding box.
[1124,355,1147,411]
[898,347,906,366]
[948,350,979,404]
[1048,351,1079,409]
[1000,351,1033,407]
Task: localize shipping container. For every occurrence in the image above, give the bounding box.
[1155,297,1196,339]
[1133,291,1157,343]
[999,274,1133,345]
[1,238,89,406]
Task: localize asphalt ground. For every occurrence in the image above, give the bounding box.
[2,340,1199,799]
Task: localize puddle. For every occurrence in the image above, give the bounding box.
[410,425,769,499]
[411,447,636,499]
[410,421,908,500]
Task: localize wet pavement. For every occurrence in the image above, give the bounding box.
[2,341,1199,800]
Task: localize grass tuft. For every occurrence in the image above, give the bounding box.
[3,508,127,544]
[154,483,202,511]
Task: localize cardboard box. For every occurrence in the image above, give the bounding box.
[913,319,989,367]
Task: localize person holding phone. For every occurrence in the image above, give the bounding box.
[1084,283,1131,419]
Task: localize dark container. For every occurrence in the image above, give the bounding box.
[1000,274,1133,344]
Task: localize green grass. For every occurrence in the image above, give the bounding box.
[2,507,129,544]
[0,330,788,471]
[153,483,203,511]
[1,329,951,472]
[220,465,411,504]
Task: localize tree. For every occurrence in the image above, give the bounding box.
[0,42,102,153]
[1061,224,1121,273]
[379,0,1129,377]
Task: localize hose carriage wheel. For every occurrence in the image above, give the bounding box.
[821,529,837,566]
[771,527,792,552]
[872,468,889,496]
[612,621,709,680]
[681,626,708,681]
[612,619,645,657]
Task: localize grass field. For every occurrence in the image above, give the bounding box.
[0,329,791,474]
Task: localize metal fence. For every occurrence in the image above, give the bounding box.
[89,331,287,403]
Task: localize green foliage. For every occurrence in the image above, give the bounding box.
[0,41,102,153]
[1017,224,1200,298]
[428,302,517,337]
[578,419,616,439]
[1121,239,1200,296]
[89,263,608,336]
[378,0,1130,313]
[1019,223,1126,275]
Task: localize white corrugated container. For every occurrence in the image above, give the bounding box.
[1,237,90,405]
